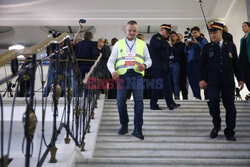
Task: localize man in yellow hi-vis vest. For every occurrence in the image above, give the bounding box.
[107,20,152,140]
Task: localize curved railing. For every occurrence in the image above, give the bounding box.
[0,33,102,167]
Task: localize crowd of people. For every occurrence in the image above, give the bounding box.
[44,20,250,141]
[69,22,250,101]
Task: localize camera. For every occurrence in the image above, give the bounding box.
[79,19,87,27]
[184,27,192,42]
[49,30,57,38]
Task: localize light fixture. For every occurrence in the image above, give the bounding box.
[9,44,25,60]
[8,44,25,50]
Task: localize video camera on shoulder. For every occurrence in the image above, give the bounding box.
[184,28,192,42]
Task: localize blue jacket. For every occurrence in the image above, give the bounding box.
[199,41,243,86]
[185,37,208,62]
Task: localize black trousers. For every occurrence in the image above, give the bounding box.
[243,67,250,92]
[150,69,174,108]
[207,84,237,137]
[179,67,188,99]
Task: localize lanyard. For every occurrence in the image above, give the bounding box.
[125,38,136,52]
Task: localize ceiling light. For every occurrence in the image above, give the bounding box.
[8,44,25,50]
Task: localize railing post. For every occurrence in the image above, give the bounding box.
[49,42,60,163]
[24,54,37,167]
[64,44,72,144]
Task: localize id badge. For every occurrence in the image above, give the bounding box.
[125,53,135,66]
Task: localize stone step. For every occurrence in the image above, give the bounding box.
[96,135,250,143]
[104,104,250,109]
[97,131,250,138]
[101,112,250,117]
[100,121,250,126]
[95,142,250,151]
[94,149,250,159]
[101,117,250,121]
[105,99,248,103]
[76,157,250,167]
[98,125,250,131]
[104,101,249,105]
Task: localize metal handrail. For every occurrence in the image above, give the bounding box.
[0,33,69,67]
[0,32,103,167]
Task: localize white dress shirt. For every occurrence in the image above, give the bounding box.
[107,37,152,74]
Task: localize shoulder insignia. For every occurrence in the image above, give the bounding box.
[156,36,162,40]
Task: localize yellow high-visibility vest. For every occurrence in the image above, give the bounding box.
[115,38,145,76]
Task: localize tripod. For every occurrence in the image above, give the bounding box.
[3,81,14,97]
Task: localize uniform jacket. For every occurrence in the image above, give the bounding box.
[199,41,243,86]
[150,33,171,71]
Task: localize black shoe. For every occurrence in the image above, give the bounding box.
[132,129,144,140]
[169,103,181,110]
[226,136,236,141]
[118,125,128,135]
[210,127,221,138]
[150,106,162,110]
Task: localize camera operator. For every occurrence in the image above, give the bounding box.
[44,32,65,97]
[185,26,208,99]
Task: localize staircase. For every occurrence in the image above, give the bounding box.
[76,99,250,167]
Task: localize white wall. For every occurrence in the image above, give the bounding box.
[225,0,247,52]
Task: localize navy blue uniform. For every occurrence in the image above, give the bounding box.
[150,33,175,108]
[199,41,243,137]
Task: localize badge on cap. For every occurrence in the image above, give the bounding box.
[229,52,233,59]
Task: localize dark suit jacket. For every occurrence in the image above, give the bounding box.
[199,41,243,86]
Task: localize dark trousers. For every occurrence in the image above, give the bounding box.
[79,65,91,79]
[169,62,180,99]
[243,67,250,91]
[117,71,144,130]
[143,68,152,99]
[150,69,174,108]
[187,60,201,99]
[44,66,66,97]
[179,66,188,99]
[207,84,237,137]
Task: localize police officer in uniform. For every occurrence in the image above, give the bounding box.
[199,22,244,141]
[150,24,180,110]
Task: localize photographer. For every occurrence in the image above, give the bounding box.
[44,32,66,97]
[168,31,186,99]
[185,26,208,99]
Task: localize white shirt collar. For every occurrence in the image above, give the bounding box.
[125,36,136,42]
[219,40,223,47]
